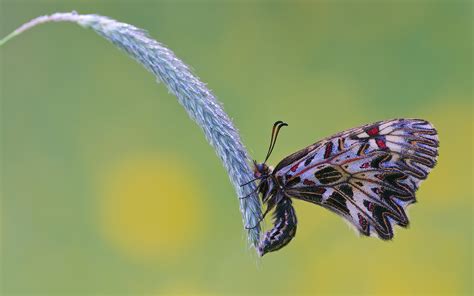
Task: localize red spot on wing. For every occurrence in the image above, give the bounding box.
[360,162,370,169]
[358,213,368,228]
[376,138,387,149]
[314,187,327,194]
[324,142,333,159]
[366,126,379,136]
[290,163,299,172]
[368,202,374,212]
[303,179,316,186]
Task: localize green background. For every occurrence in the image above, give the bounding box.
[1,1,472,295]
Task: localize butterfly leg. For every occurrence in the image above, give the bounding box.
[239,182,263,200]
[244,206,271,230]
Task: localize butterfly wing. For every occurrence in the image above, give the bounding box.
[274,119,439,239]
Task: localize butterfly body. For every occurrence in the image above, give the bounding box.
[253,119,439,256]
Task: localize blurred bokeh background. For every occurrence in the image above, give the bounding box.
[1,1,472,295]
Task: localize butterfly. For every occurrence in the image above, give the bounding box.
[246,119,439,256]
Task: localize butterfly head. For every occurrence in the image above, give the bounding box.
[253,161,272,179]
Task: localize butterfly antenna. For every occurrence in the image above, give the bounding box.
[263,121,288,164]
[265,121,282,161]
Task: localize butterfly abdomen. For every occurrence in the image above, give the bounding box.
[258,198,297,256]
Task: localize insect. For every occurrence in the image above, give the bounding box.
[248,119,439,256]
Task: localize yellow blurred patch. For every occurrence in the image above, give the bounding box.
[98,154,206,262]
[295,238,464,295]
[157,283,216,296]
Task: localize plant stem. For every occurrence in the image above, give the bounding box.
[1,12,262,251]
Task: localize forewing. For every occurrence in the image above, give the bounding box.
[276,119,439,239]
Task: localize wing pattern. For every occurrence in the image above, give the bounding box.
[274,119,439,239]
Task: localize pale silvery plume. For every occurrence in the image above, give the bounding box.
[1,12,263,251]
